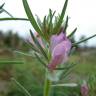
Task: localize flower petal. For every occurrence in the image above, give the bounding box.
[48,55,64,71]
[81,81,89,96]
[50,32,66,51]
[48,38,71,71]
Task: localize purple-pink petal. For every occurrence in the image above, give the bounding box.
[50,32,66,51]
[48,34,71,71]
[48,54,64,71]
[81,82,89,96]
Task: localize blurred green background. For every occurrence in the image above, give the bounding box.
[0,30,96,96]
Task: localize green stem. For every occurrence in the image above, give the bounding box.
[44,76,51,96]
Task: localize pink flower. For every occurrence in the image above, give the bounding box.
[81,81,89,96]
[48,32,72,71]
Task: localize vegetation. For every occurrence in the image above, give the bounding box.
[0,0,96,95]
[0,47,96,96]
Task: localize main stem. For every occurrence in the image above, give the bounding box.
[43,75,51,96]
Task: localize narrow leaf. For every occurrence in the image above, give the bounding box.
[43,16,49,41]
[60,67,73,80]
[0,61,24,64]
[48,10,56,35]
[2,9,13,17]
[34,53,47,68]
[22,0,42,36]
[53,0,68,33]
[24,40,40,53]
[72,34,96,46]
[43,16,49,40]
[0,18,29,21]
[63,16,68,33]
[55,63,76,70]
[0,10,3,14]
[35,15,43,29]
[0,3,5,14]
[60,63,77,80]
[11,78,32,96]
[0,3,5,9]
[14,51,34,57]
[52,83,78,87]
[68,28,77,38]
[30,30,48,60]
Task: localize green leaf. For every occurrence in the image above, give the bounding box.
[0,18,29,21]
[42,16,49,40]
[68,28,77,38]
[59,63,77,80]
[51,83,78,87]
[11,78,32,96]
[53,0,68,34]
[63,16,68,33]
[34,53,47,68]
[72,34,96,46]
[36,15,43,29]
[0,9,3,14]
[60,68,73,80]
[0,3,5,14]
[30,30,48,61]
[2,9,13,17]
[0,3,5,9]
[22,0,42,36]
[48,9,55,35]
[0,61,24,64]
[24,40,40,53]
[0,3,13,17]
[55,62,76,70]
[14,50,34,57]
